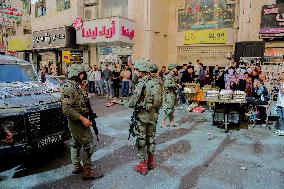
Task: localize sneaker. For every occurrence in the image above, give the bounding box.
[275,130,284,136]
[170,121,177,127]
[161,120,166,128]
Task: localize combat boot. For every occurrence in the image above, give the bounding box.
[133,160,148,175]
[82,165,104,181]
[72,163,83,174]
[147,155,155,170]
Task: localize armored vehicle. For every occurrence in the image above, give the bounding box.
[0,55,70,172]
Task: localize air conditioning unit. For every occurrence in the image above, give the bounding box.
[84,0,98,6]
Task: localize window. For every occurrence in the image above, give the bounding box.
[35,0,46,17]
[0,64,38,83]
[56,0,71,12]
[22,0,31,14]
[101,0,128,18]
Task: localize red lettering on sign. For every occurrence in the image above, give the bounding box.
[81,20,134,40]
[121,26,135,40]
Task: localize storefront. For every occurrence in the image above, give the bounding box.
[74,16,135,69]
[177,0,236,66]
[32,26,79,75]
[260,4,284,86]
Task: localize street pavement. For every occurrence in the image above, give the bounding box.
[0,97,284,189]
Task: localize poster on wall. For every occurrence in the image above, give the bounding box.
[100,47,113,55]
[260,4,284,37]
[70,51,83,64]
[178,0,235,31]
[62,51,71,64]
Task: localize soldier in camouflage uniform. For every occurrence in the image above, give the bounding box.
[61,64,101,180]
[119,59,162,175]
[149,63,163,125]
[162,64,178,127]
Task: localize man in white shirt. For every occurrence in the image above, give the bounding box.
[194,60,201,79]
[87,67,95,96]
[94,65,103,95]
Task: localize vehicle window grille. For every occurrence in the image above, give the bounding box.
[26,108,68,141]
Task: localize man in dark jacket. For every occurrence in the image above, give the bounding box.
[198,63,206,87]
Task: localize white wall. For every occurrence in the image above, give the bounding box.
[31,0,84,32]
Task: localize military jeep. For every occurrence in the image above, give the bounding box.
[0,55,70,172]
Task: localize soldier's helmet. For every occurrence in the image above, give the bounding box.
[67,64,85,79]
[168,64,177,70]
[134,59,150,72]
[149,64,158,73]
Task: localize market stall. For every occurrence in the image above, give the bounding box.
[205,89,247,132]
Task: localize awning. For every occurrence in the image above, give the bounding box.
[8,34,32,51]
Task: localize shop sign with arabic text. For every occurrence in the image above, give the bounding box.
[184,29,227,44]
[260,4,284,35]
[33,27,67,49]
[76,17,135,45]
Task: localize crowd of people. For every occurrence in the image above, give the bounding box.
[174,60,267,94]
[86,64,137,99]
[174,60,284,135]
[79,59,283,135]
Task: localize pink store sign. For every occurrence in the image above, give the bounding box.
[75,16,135,45]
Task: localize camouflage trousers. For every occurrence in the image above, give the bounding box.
[163,92,176,121]
[68,119,95,166]
[163,108,174,121]
[134,121,156,161]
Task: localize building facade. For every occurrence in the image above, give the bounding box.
[128,0,277,67]
[6,0,280,72]
[30,0,87,74]
[1,0,32,60]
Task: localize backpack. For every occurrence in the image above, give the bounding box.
[144,78,163,110]
[163,72,177,89]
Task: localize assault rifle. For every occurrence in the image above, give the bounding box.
[128,105,139,140]
[85,98,100,141]
[89,113,99,141]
